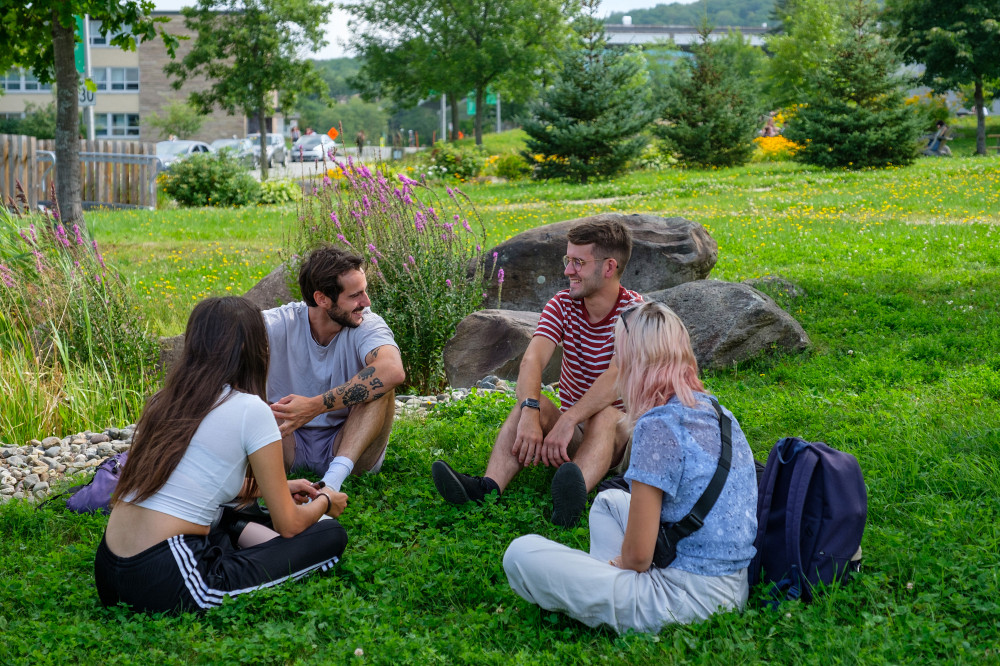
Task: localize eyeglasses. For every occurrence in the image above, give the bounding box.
[562,255,610,270]
[620,303,641,333]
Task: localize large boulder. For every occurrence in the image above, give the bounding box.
[482,213,717,312]
[243,263,294,311]
[646,280,810,369]
[443,310,563,388]
[158,334,185,374]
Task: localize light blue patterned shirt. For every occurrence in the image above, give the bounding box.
[625,392,758,576]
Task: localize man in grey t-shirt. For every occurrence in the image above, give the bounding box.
[263,246,405,491]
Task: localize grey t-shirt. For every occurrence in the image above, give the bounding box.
[263,301,398,430]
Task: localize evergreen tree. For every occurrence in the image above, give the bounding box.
[521,0,654,184]
[655,26,763,168]
[784,0,922,169]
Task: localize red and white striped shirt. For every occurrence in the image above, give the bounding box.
[535,286,642,411]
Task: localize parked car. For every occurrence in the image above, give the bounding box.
[247,133,288,168]
[290,134,339,162]
[155,140,213,171]
[209,137,256,167]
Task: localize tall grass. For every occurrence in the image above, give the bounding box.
[0,206,158,445]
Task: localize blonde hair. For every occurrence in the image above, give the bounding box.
[615,301,704,427]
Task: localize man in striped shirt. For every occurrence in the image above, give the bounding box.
[433,219,642,526]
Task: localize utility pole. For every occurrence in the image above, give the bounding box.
[496,92,501,134]
[440,94,447,143]
[83,15,95,141]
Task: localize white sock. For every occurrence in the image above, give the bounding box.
[322,456,355,491]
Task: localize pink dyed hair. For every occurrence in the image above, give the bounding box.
[615,301,704,426]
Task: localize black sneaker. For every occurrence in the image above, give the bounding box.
[550,462,587,527]
[432,460,496,505]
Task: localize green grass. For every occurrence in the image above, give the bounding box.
[4,156,999,663]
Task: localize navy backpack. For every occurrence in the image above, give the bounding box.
[750,437,867,604]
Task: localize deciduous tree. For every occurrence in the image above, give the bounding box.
[345,0,573,146]
[884,0,1000,155]
[164,0,332,180]
[0,2,174,224]
[145,100,204,140]
[761,0,846,108]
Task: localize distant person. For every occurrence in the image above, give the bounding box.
[432,219,640,526]
[924,120,951,156]
[762,115,778,137]
[291,125,301,142]
[167,134,177,141]
[305,127,315,136]
[356,130,366,156]
[95,297,348,614]
[503,302,758,633]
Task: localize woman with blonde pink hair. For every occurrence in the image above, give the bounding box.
[504,301,758,633]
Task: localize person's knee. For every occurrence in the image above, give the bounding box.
[311,519,349,559]
[503,534,547,578]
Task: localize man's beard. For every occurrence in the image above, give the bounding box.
[326,304,362,328]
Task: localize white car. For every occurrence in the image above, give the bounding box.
[290,134,340,162]
[155,140,213,170]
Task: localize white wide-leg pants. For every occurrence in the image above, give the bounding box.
[503,489,748,634]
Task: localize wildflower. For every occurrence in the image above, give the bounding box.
[498,269,505,285]
[72,224,84,245]
[407,255,415,265]
[463,219,472,233]
[354,648,364,657]
[0,263,14,288]
[336,233,352,246]
[428,207,438,220]
[323,175,331,187]
[414,212,425,232]
[446,279,452,287]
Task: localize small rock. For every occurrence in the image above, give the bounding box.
[71,435,87,446]
[1,447,16,458]
[12,491,24,500]
[105,428,121,440]
[41,456,61,470]
[32,482,49,499]
[44,445,61,457]
[436,394,448,401]
[23,473,40,490]
[41,436,61,448]
[397,395,414,403]
[89,433,110,444]
[1,485,14,495]
[74,454,87,464]
[96,443,113,456]
[31,465,48,476]
[113,442,130,453]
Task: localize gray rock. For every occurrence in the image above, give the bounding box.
[74,454,87,464]
[89,433,110,444]
[480,213,718,312]
[44,445,61,457]
[31,482,49,499]
[158,334,185,374]
[243,263,294,311]
[7,455,25,468]
[1,447,16,458]
[104,428,121,440]
[41,436,61,448]
[645,280,810,370]
[113,442,130,453]
[743,275,805,300]
[96,443,113,456]
[22,473,40,490]
[41,456,60,470]
[443,310,563,388]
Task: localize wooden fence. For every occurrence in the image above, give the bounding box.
[1,134,158,211]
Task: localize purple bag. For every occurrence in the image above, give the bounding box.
[65,451,128,514]
[750,437,867,604]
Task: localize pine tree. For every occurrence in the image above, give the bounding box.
[655,26,763,168]
[521,0,654,184]
[784,0,922,169]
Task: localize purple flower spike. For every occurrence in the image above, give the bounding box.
[446,279,452,287]
[498,269,505,285]
[463,219,472,233]
[337,233,352,246]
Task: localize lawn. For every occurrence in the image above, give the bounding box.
[2,154,999,664]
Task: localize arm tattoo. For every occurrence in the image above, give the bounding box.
[335,385,347,396]
[344,384,370,406]
[358,366,375,379]
[373,392,386,400]
[370,377,384,389]
[323,390,336,409]
[369,348,379,359]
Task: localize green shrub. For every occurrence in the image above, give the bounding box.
[293,162,496,393]
[426,143,485,181]
[257,179,302,205]
[905,92,952,132]
[162,152,261,207]
[494,153,531,180]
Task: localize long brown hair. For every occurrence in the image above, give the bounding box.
[113,297,270,507]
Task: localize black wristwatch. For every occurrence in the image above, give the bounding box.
[520,398,540,410]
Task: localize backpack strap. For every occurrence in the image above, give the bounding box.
[749,438,786,587]
[780,443,819,602]
[660,397,733,546]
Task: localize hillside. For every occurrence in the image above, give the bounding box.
[606,0,775,26]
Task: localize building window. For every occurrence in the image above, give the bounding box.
[91,68,139,92]
[0,69,52,92]
[95,113,140,138]
[89,20,132,47]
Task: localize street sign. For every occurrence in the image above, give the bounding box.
[74,16,86,74]
[327,127,340,140]
[79,84,96,107]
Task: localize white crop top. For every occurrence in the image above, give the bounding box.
[131,388,281,525]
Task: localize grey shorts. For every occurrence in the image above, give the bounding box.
[292,427,386,477]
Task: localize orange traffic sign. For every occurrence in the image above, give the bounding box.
[327,127,340,140]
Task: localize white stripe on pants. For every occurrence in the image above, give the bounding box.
[503,489,748,634]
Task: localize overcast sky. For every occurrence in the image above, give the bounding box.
[153,0,698,59]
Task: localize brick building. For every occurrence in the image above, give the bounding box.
[0,12,282,143]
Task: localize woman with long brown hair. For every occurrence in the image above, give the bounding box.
[95,296,348,613]
[503,302,758,633]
